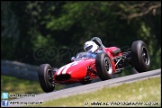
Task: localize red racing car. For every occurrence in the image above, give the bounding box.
[38,37,150,92]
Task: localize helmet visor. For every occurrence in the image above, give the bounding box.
[85,45,93,51]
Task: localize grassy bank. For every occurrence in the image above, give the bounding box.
[1,75,63,100]
[30,77,161,107]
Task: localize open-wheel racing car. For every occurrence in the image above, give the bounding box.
[38,37,150,92]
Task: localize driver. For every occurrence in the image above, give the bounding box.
[84,40,103,58]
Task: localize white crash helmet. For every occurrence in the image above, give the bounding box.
[84,41,99,53]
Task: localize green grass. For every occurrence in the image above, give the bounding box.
[1,75,63,100]
[30,77,161,107]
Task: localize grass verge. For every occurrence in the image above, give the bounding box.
[30,76,161,107]
[1,75,63,100]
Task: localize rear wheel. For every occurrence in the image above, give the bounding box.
[131,40,150,72]
[38,64,55,92]
[96,52,113,80]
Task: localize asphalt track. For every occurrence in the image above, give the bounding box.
[6,68,161,107]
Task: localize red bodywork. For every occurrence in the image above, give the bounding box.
[54,47,122,84]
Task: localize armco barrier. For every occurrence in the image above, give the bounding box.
[1,60,39,81]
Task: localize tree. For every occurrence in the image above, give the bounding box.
[1,1,161,69]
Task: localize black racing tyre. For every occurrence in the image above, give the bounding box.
[131,40,150,72]
[96,52,113,80]
[38,64,55,92]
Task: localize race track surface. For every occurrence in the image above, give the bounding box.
[6,68,161,107]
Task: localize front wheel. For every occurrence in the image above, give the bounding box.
[38,64,55,92]
[131,40,150,72]
[96,52,113,80]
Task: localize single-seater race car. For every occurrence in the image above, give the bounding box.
[38,37,150,92]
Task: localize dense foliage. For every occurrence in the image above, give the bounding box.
[1,1,161,69]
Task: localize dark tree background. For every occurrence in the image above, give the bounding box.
[1,1,161,70]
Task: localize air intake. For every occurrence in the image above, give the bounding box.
[55,74,70,81]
